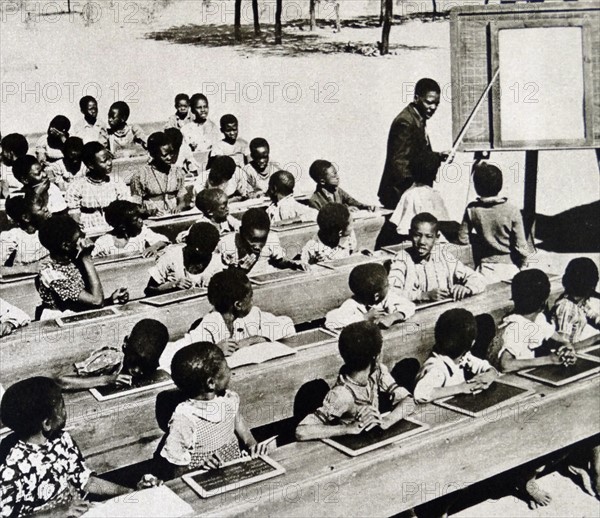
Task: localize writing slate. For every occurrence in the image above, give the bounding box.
[0,272,37,284]
[518,356,600,387]
[182,455,285,498]
[89,369,173,402]
[94,253,143,266]
[416,299,453,311]
[56,307,119,327]
[280,328,338,350]
[581,345,600,361]
[381,243,408,255]
[434,380,533,418]
[249,269,307,285]
[141,287,208,307]
[271,220,316,232]
[322,417,429,457]
[317,252,377,271]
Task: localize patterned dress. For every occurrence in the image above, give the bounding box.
[36,259,85,313]
[130,163,187,216]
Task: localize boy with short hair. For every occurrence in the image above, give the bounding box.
[326,263,415,331]
[146,221,225,294]
[266,170,318,223]
[209,114,249,168]
[1,133,29,193]
[239,138,279,198]
[300,203,357,264]
[165,93,193,130]
[389,212,486,302]
[413,308,498,403]
[72,95,109,146]
[193,155,241,199]
[45,136,87,192]
[217,207,305,274]
[307,159,375,212]
[296,321,414,440]
[107,101,147,158]
[458,162,532,283]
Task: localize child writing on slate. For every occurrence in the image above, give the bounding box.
[160,268,295,367]
[300,203,357,265]
[146,222,224,295]
[265,170,318,224]
[92,200,170,259]
[497,269,575,374]
[209,114,249,168]
[160,344,270,475]
[413,308,498,404]
[218,207,306,274]
[458,162,532,283]
[0,377,158,516]
[165,93,193,130]
[36,214,129,320]
[57,319,169,391]
[326,263,415,331]
[550,258,600,343]
[107,101,147,158]
[239,138,279,198]
[307,159,375,212]
[296,321,414,440]
[389,212,486,302]
[35,115,71,166]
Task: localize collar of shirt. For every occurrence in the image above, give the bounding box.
[410,103,425,125]
[184,393,235,423]
[432,352,460,378]
[108,125,131,138]
[475,196,508,206]
[85,174,110,184]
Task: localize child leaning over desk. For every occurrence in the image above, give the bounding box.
[296,321,415,440]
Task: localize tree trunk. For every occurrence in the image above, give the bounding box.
[310,0,316,31]
[334,2,340,32]
[252,0,261,34]
[275,0,282,44]
[235,0,242,42]
[379,0,385,27]
[432,0,437,14]
[381,0,392,55]
[67,0,71,13]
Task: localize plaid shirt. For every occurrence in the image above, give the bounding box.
[550,294,600,343]
[300,231,357,264]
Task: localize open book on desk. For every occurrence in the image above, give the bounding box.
[227,341,296,369]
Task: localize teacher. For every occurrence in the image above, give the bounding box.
[378,78,449,210]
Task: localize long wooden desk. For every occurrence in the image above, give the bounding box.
[48,278,558,475]
[165,371,599,516]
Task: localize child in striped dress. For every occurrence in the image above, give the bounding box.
[160,343,269,476]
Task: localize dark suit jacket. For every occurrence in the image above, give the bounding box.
[378,103,441,209]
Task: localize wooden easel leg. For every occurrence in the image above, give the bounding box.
[523,150,539,240]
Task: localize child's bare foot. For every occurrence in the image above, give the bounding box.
[525,479,551,509]
[564,464,596,497]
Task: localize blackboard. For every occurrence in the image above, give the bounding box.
[317,252,377,271]
[56,307,119,327]
[0,272,37,284]
[434,380,534,418]
[141,287,208,307]
[280,328,338,350]
[249,269,307,285]
[322,417,429,457]
[89,369,173,402]
[581,345,600,361]
[518,356,600,387]
[182,455,285,498]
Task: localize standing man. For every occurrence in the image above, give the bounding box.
[378,78,450,210]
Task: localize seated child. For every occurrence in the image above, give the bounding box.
[181,93,221,155]
[66,141,130,233]
[176,188,241,243]
[11,155,68,214]
[550,258,600,343]
[146,222,224,295]
[296,321,414,440]
[458,162,532,283]
[325,263,415,331]
[239,137,279,198]
[1,196,49,271]
[300,203,357,264]
[36,214,129,320]
[307,159,375,212]
[390,155,449,236]
[217,207,305,274]
[35,115,70,165]
[165,127,199,177]
[209,114,249,168]
[160,268,295,367]
[193,155,241,199]
[72,95,108,146]
[0,377,153,515]
[498,269,574,373]
[107,101,147,158]
[57,318,169,391]
[92,200,170,259]
[45,136,86,192]
[1,298,30,337]
[413,308,498,403]
[165,93,193,130]
[160,343,269,476]
[389,212,486,302]
[130,131,188,217]
[266,170,318,223]
[1,133,29,193]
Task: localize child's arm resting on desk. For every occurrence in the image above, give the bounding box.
[499,349,568,373]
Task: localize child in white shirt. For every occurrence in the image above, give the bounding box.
[265,170,317,224]
[1,297,31,337]
[209,114,249,168]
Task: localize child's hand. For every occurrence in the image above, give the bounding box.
[110,287,130,305]
[142,244,162,258]
[425,288,450,301]
[218,338,240,357]
[368,205,378,212]
[175,278,193,290]
[76,237,95,258]
[247,439,275,458]
[374,313,401,329]
[0,322,16,337]
[237,336,265,348]
[64,498,92,518]
[365,307,386,323]
[556,345,577,366]
[472,369,498,388]
[294,260,310,271]
[198,453,223,470]
[136,474,163,490]
[464,377,490,394]
[348,406,382,434]
[115,373,133,386]
[451,285,471,301]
